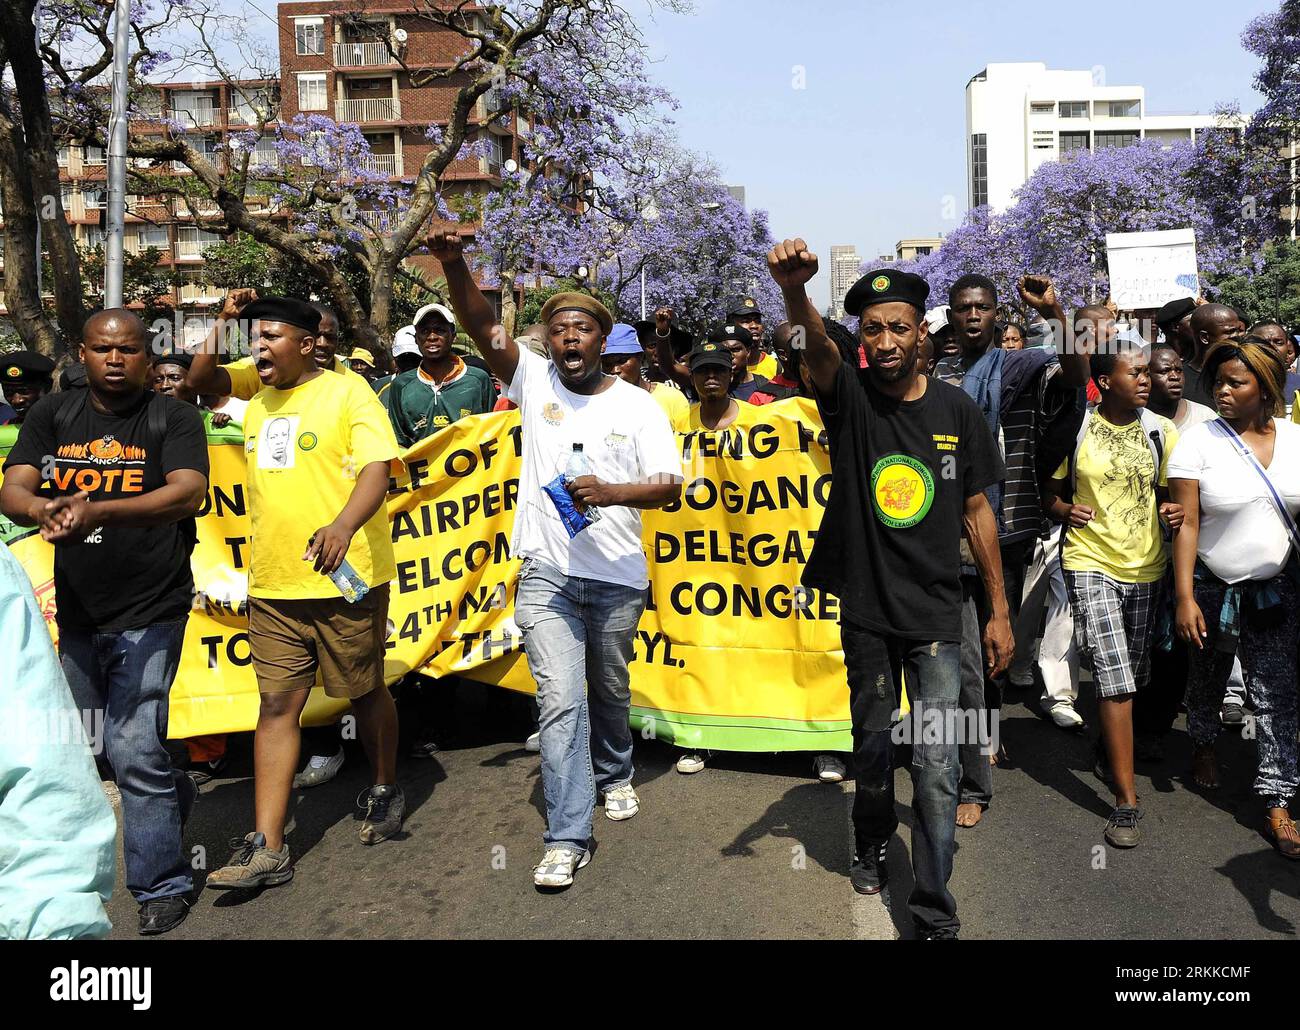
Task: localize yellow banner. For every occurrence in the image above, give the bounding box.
[2,400,853,752]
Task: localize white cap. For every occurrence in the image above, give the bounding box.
[925,305,950,333]
[413,303,455,330]
[392,325,420,358]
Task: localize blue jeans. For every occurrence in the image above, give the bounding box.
[60,618,193,902]
[841,623,962,935]
[514,558,647,851]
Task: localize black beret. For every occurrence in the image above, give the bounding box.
[241,296,322,334]
[0,350,55,384]
[724,296,762,320]
[708,324,754,347]
[845,270,930,317]
[1156,297,1197,330]
[687,340,733,372]
[152,351,193,369]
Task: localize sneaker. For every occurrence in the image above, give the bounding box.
[533,846,590,888]
[920,926,960,940]
[205,832,293,891]
[814,754,846,783]
[187,754,228,786]
[293,747,345,789]
[850,841,889,895]
[138,895,190,936]
[1221,702,1246,727]
[1104,804,1142,848]
[408,737,440,759]
[676,752,706,775]
[1047,701,1084,730]
[358,784,405,844]
[525,731,541,753]
[602,782,639,821]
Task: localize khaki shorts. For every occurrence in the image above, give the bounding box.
[248,584,390,699]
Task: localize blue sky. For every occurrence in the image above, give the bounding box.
[634,0,1276,308]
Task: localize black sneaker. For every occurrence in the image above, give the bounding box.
[920,926,959,940]
[1220,703,1246,727]
[1104,804,1142,848]
[850,841,889,895]
[186,754,228,786]
[138,895,190,936]
[358,784,406,844]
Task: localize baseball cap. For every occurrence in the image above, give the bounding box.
[393,325,420,358]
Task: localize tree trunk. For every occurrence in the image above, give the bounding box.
[1,0,86,346]
[365,262,395,352]
[500,268,518,337]
[0,148,59,356]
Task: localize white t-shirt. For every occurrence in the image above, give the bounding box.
[1173,399,1216,433]
[1166,418,1300,583]
[506,348,681,589]
[209,395,249,424]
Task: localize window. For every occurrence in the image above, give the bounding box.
[82,188,104,210]
[297,73,327,112]
[1030,102,1056,114]
[1060,131,1090,153]
[84,144,105,165]
[57,145,72,166]
[137,223,169,250]
[915,246,932,257]
[1107,100,1139,118]
[249,138,278,170]
[970,133,987,208]
[172,90,218,128]
[83,227,105,250]
[1032,129,1055,151]
[176,227,221,259]
[295,18,325,56]
[1060,101,1089,119]
[1095,131,1138,150]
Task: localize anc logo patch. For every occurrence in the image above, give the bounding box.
[871,275,891,293]
[871,454,934,529]
[298,432,318,451]
[4,366,20,379]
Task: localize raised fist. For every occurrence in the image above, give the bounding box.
[220,287,258,321]
[426,230,464,263]
[768,238,819,290]
[1018,274,1057,313]
[654,306,675,330]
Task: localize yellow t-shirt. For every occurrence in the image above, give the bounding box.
[671,399,759,434]
[650,382,689,425]
[1053,411,1178,583]
[243,371,401,599]
[223,355,365,401]
[752,353,779,380]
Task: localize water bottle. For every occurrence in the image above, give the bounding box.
[564,443,602,523]
[327,558,370,603]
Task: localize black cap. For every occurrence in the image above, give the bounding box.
[844,270,930,317]
[1156,297,1197,330]
[241,296,321,334]
[687,340,733,372]
[0,350,55,385]
[633,319,692,357]
[152,351,193,369]
[724,296,762,320]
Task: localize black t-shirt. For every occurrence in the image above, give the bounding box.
[1183,362,1216,409]
[4,390,209,631]
[804,362,1003,642]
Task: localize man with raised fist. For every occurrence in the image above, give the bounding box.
[427,229,682,891]
[767,238,1011,940]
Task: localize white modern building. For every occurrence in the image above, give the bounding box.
[828,245,861,321]
[966,63,1240,212]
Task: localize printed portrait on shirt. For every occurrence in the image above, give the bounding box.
[259,415,298,469]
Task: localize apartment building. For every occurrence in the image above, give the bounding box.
[827,245,860,322]
[966,63,1241,212]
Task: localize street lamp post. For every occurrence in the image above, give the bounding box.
[103,0,132,308]
[639,202,658,321]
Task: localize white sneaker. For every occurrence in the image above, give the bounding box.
[525,731,541,753]
[814,754,846,783]
[676,752,706,775]
[602,782,639,820]
[533,846,590,888]
[293,748,344,789]
[1047,702,1084,730]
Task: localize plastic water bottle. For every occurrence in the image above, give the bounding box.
[564,443,601,523]
[327,558,370,603]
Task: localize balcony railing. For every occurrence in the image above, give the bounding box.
[334,41,395,67]
[360,152,403,177]
[179,281,223,303]
[171,101,219,128]
[175,236,218,260]
[335,97,401,123]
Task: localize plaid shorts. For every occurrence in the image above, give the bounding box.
[1063,571,1161,700]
